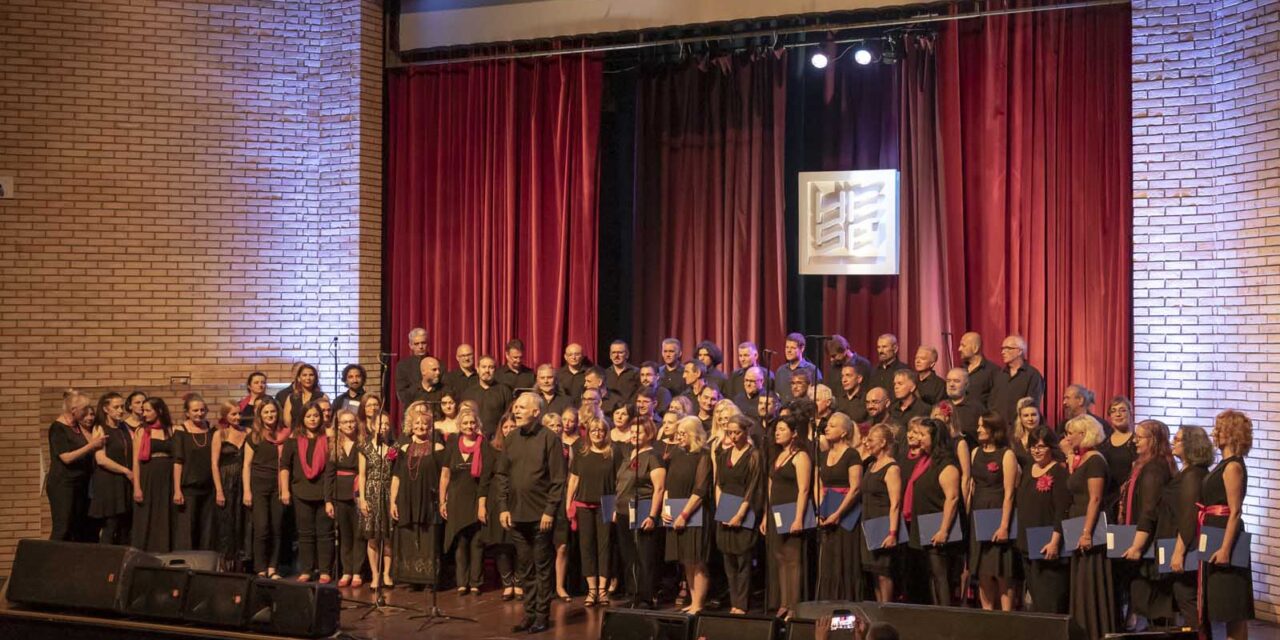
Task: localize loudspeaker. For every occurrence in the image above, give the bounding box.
[182,571,253,628]
[1104,631,1197,640]
[7,540,160,614]
[246,578,340,638]
[601,608,693,640]
[694,612,780,640]
[795,601,1083,640]
[125,566,189,621]
[153,550,221,572]
[786,619,817,640]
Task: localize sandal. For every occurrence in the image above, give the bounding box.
[457,587,469,595]
[338,575,351,587]
[351,576,364,588]
[297,574,312,583]
[318,575,332,585]
[470,588,481,596]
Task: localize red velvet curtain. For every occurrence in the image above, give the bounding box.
[937,4,1133,417]
[385,55,603,415]
[632,53,790,363]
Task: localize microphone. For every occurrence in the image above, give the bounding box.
[380,351,398,357]
[762,349,777,356]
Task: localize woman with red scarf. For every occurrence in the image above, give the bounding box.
[1118,420,1175,626]
[439,408,491,595]
[279,401,336,583]
[1064,414,1114,638]
[242,398,288,578]
[902,417,963,606]
[132,397,177,552]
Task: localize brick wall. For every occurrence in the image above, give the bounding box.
[0,0,383,571]
[1132,0,1279,623]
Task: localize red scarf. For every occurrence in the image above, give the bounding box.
[1070,447,1093,473]
[137,422,166,462]
[458,434,485,478]
[298,435,328,481]
[901,451,932,523]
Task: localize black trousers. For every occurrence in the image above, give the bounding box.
[100,513,131,546]
[577,507,611,579]
[723,551,752,611]
[294,497,335,575]
[489,543,517,587]
[250,483,284,572]
[333,499,364,576]
[49,479,95,542]
[452,524,485,588]
[615,513,660,602]
[907,546,958,606]
[511,521,554,620]
[174,491,216,551]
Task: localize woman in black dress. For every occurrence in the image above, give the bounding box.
[124,391,148,437]
[1118,419,1175,626]
[970,412,1019,611]
[390,410,445,590]
[440,408,489,595]
[568,413,617,607]
[90,392,133,545]
[664,417,712,613]
[280,401,336,583]
[358,397,394,589]
[1201,411,1253,640]
[859,423,902,603]
[765,414,812,621]
[1161,425,1212,624]
[1017,426,1071,614]
[242,398,288,577]
[282,363,325,429]
[1098,396,1136,519]
[715,415,763,614]
[48,390,102,542]
[816,413,863,602]
[211,400,250,571]
[132,397,177,552]
[331,408,365,586]
[614,415,666,609]
[174,393,216,551]
[480,413,520,599]
[904,418,963,606]
[1064,414,1115,639]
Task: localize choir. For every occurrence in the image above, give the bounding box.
[43,330,1257,639]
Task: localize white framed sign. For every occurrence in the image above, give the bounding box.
[797,170,899,275]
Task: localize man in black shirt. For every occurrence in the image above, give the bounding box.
[822,335,855,392]
[776,332,823,403]
[731,366,765,420]
[958,332,999,407]
[555,343,593,402]
[945,367,986,444]
[496,393,566,634]
[788,369,812,404]
[681,360,710,402]
[534,364,572,416]
[496,339,536,391]
[443,343,478,393]
[913,346,946,405]
[604,340,640,404]
[333,364,366,413]
[832,357,871,424]
[696,385,721,435]
[658,338,687,397]
[394,328,429,407]
[694,340,728,393]
[461,355,513,438]
[726,342,774,399]
[637,362,673,416]
[869,334,910,395]
[405,357,448,418]
[989,334,1046,426]
[889,369,932,425]
[1056,383,1106,436]
[583,368,622,415]
[865,387,891,431]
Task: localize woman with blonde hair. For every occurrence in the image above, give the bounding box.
[1063,414,1114,638]
[48,390,102,541]
[211,400,250,570]
[331,408,366,586]
[664,416,712,613]
[815,412,864,601]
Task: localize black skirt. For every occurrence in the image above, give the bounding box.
[132,457,176,553]
[816,524,863,600]
[666,524,710,564]
[1068,547,1115,638]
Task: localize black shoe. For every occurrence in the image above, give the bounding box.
[512,617,536,633]
[528,619,550,634]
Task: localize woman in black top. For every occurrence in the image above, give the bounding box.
[1201,411,1253,639]
[440,409,490,595]
[390,410,445,590]
[1098,397,1136,519]
[124,391,148,435]
[280,401,336,583]
[1118,420,1175,625]
[48,390,103,542]
[480,413,519,599]
[242,398,288,577]
[614,415,666,609]
[90,392,133,545]
[132,397,177,552]
[331,408,365,586]
[282,363,325,430]
[173,393,216,551]
[211,400,250,571]
[1016,426,1071,614]
[664,417,713,613]
[568,414,617,606]
[904,418,962,607]
[859,423,902,602]
[816,413,863,602]
[1161,426,1212,624]
[765,414,812,621]
[1064,414,1114,639]
[715,414,763,614]
[970,412,1019,611]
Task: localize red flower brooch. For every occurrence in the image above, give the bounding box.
[1035,474,1054,493]
[986,461,1000,474]
[386,448,399,462]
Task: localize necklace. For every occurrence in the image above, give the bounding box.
[187,423,209,448]
[406,441,431,480]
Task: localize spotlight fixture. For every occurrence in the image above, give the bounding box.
[881,38,900,65]
[853,47,873,65]
[810,52,829,69]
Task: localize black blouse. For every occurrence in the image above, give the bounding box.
[717,446,765,514]
[570,445,618,504]
[665,447,711,502]
[1120,460,1172,533]
[615,448,662,516]
[1067,453,1108,519]
[1015,462,1070,554]
[279,436,333,502]
[331,438,361,501]
[173,429,214,494]
[1156,464,1209,547]
[47,421,94,482]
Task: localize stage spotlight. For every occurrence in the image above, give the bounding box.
[853,47,873,65]
[881,39,900,64]
[810,52,828,69]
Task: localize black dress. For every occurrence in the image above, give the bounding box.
[1016,461,1070,614]
[1156,463,1208,623]
[1119,460,1173,621]
[89,425,133,542]
[214,435,250,570]
[906,459,961,606]
[664,447,711,564]
[1097,433,1136,519]
[969,446,1017,579]
[816,446,863,601]
[442,438,487,551]
[132,433,177,552]
[173,428,216,550]
[860,460,899,575]
[1200,456,1252,624]
[393,441,443,586]
[47,421,96,542]
[1068,453,1115,638]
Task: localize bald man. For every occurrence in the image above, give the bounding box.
[957,332,999,406]
[443,343,478,393]
[555,342,595,403]
[406,356,448,418]
[868,334,910,396]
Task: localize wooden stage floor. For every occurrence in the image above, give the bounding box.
[339,585,605,640]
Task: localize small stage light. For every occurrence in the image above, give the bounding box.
[810,52,828,69]
[853,48,873,65]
